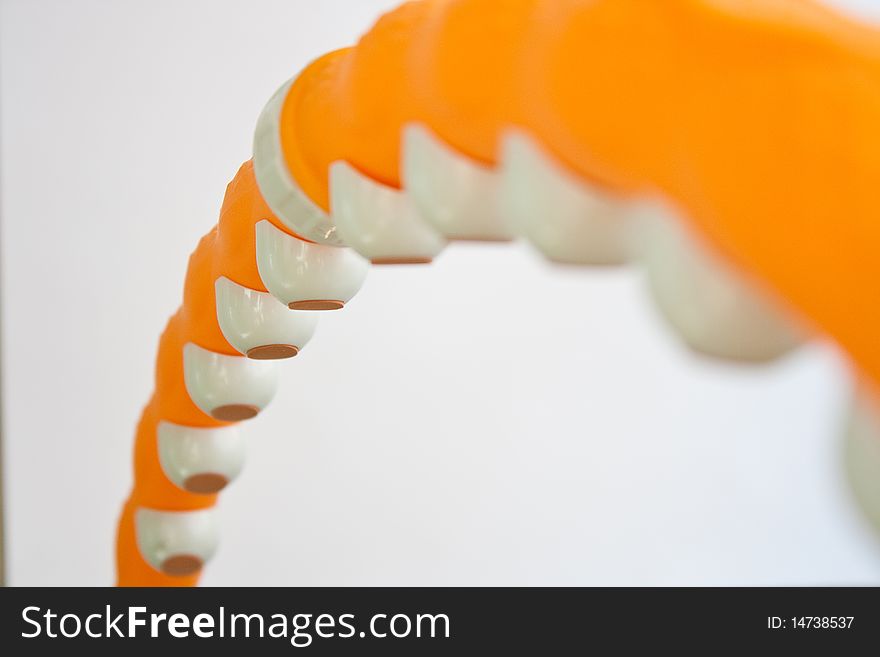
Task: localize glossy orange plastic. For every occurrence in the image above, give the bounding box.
[117,162,305,585]
[282,0,880,384]
[119,0,880,586]
[517,0,880,385]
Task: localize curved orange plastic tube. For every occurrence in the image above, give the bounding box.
[118,0,880,586]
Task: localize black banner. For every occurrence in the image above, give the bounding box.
[0,587,875,652]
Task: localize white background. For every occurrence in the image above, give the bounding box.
[2,0,880,586]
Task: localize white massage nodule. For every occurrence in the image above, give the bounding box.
[215,276,318,359]
[182,342,279,422]
[402,123,515,242]
[845,388,880,532]
[253,80,343,246]
[639,207,802,363]
[255,220,369,311]
[157,421,246,494]
[135,507,220,576]
[330,160,447,263]
[500,131,637,265]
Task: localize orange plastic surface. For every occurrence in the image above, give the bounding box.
[119,0,880,586]
[116,162,305,585]
[282,0,880,385]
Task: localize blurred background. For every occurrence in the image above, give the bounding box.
[2,0,880,586]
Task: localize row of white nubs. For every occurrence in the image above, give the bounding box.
[138,252,369,576]
[135,85,378,575]
[255,78,803,363]
[137,240,369,575]
[137,79,809,577]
